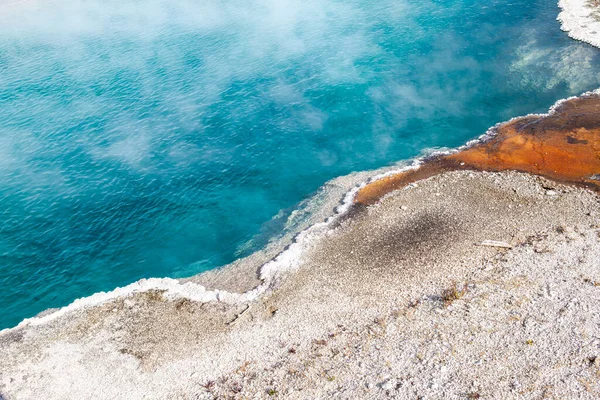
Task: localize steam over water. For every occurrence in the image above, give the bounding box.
[1,0,599,328]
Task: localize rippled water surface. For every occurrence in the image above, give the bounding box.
[1,0,599,328]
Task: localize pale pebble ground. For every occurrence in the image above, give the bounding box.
[1,170,599,399]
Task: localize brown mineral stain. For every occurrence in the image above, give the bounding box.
[356,95,600,205]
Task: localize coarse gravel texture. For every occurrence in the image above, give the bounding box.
[1,170,599,399]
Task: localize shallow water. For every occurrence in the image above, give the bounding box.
[0,0,599,329]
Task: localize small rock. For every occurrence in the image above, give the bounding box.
[476,240,512,249]
[564,227,579,240]
[379,378,396,391]
[124,299,135,309]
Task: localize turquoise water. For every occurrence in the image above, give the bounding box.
[1,0,599,329]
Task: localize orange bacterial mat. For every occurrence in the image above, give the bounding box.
[356,94,600,205]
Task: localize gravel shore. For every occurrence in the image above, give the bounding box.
[1,170,599,399]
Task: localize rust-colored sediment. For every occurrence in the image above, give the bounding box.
[356,95,600,205]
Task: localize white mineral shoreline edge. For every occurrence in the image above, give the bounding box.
[2,87,600,336]
[558,0,600,48]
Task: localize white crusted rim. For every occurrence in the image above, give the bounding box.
[558,0,600,49]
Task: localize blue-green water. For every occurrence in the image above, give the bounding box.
[0,0,599,329]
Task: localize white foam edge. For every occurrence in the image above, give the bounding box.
[3,87,599,336]
[558,0,600,49]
